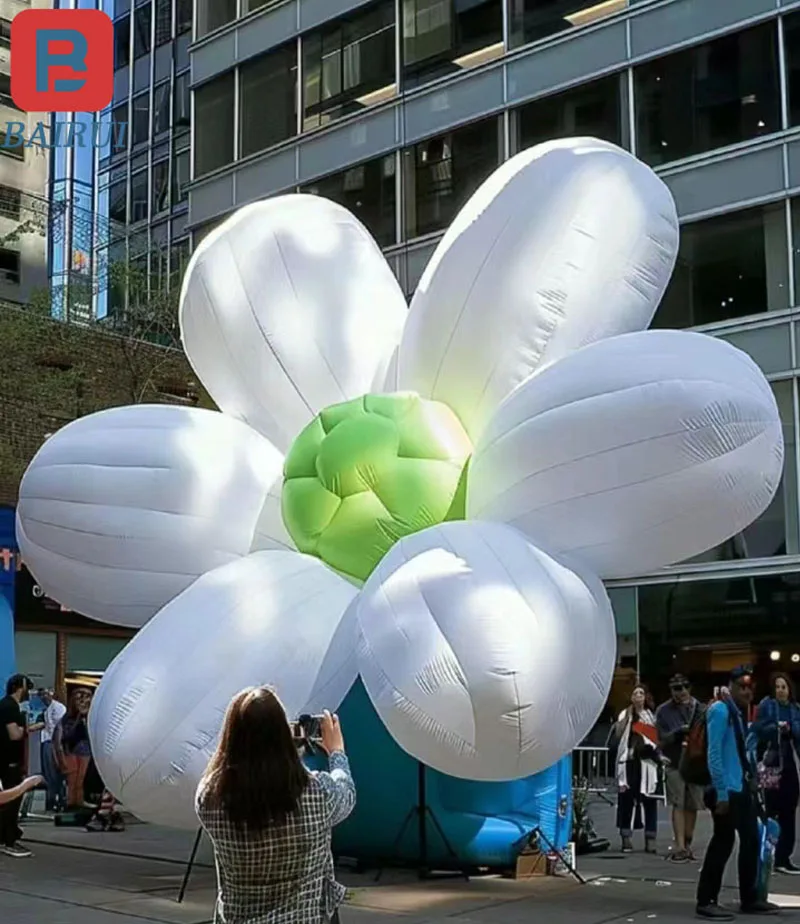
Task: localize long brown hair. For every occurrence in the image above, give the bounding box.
[201,687,308,830]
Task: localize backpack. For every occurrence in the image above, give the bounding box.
[679,701,714,786]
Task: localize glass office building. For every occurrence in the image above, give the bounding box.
[187,0,800,701]
[97,0,193,318]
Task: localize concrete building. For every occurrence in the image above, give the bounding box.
[0,0,52,309]
[186,0,800,700]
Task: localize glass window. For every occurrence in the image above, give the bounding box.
[639,573,800,702]
[0,19,11,49]
[14,631,57,691]
[0,73,19,110]
[401,0,503,90]
[509,0,627,48]
[152,82,170,135]
[195,73,234,176]
[155,0,172,45]
[67,635,129,672]
[133,2,152,58]
[635,23,780,167]
[152,160,170,214]
[0,185,21,220]
[177,0,192,34]
[0,131,23,160]
[240,45,297,158]
[0,248,20,284]
[197,0,236,38]
[302,155,397,247]
[655,204,789,329]
[303,1,396,132]
[174,71,191,133]
[131,171,148,223]
[172,150,190,203]
[785,12,800,127]
[111,103,128,153]
[109,180,127,223]
[114,14,130,69]
[132,92,150,145]
[516,74,623,151]
[404,117,501,238]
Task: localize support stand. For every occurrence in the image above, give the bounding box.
[374,761,469,882]
[177,828,204,904]
[526,825,585,885]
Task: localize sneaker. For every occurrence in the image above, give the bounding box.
[696,903,735,920]
[740,900,780,915]
[1,844,32,858]
[776,860,800,875]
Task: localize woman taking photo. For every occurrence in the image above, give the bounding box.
[197,687,356,923]
[615,683,662,854]
[748,672,800,874]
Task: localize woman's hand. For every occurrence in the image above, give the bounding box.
[23,775,43,791]
[320,710,345,755]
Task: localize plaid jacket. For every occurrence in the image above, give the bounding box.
[196,751,355,924]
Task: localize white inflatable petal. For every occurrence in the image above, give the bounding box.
[88,551,358,829]
[16,405,291,627]
[356,520,616,781]
[397,138,679,440]
[180,195,408,451]
[467,330,784,579]
[302,596,361,715]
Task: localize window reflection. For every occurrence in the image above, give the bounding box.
[639,571,800,702]
[516,74,623,151]
[302,155,397,247]
[152,161,169,214]
[655,204,789,329]
[195,73,235,177]
[635,23,780,166]
[114,14,130,69]
[131,93,150,146]
[196,0,236,38]
[133,2,152,58]
[239,45,297,158]
[152,83,170,136]
[401,0,503,90]
[303,1,395,132]
[109,181,126,224]
[404,117,501,238]
[130,172,148,223]
[509,0,629,48]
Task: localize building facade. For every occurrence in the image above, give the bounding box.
[98,0,193,318]
[148,0,790,708]
[0,0,53,309]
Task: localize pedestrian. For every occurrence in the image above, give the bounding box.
[0,674,35,858]
[615,684,661,854]
[196,687,355,924]
[696,666,778,920]
[656,673,705,862]
[747,671,800,875]
[39,688,66,812]
[53,688,93,810]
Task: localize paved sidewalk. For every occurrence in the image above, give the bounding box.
[4,794,800,922]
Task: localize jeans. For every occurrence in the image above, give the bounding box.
[0,763,23,848]
[765,757,799,866]
[697,790,759,908]
[41,741,65,811]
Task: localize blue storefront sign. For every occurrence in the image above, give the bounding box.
[0,506,16,688]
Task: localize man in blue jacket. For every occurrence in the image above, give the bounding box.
[696,667,778,919]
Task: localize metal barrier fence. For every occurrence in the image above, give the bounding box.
[572,746,614,803]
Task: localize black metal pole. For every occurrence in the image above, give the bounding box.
[417,760,427,875]
[177,828,203,904]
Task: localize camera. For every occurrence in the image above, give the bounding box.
[291,714,324,754]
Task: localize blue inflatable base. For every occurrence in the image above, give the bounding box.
[319,681,573,870]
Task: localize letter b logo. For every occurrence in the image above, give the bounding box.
[11,10,113,113]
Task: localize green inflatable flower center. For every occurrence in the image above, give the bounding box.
[281,393,472,583]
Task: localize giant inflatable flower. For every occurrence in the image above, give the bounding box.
[16,139,783,828]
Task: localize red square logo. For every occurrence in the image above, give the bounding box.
[11,9,113,113]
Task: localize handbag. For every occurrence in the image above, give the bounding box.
[757,742,783,791]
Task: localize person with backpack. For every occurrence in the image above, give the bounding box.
[656,673,705,862]
[747,672,800,875]
[696,667,779,920]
